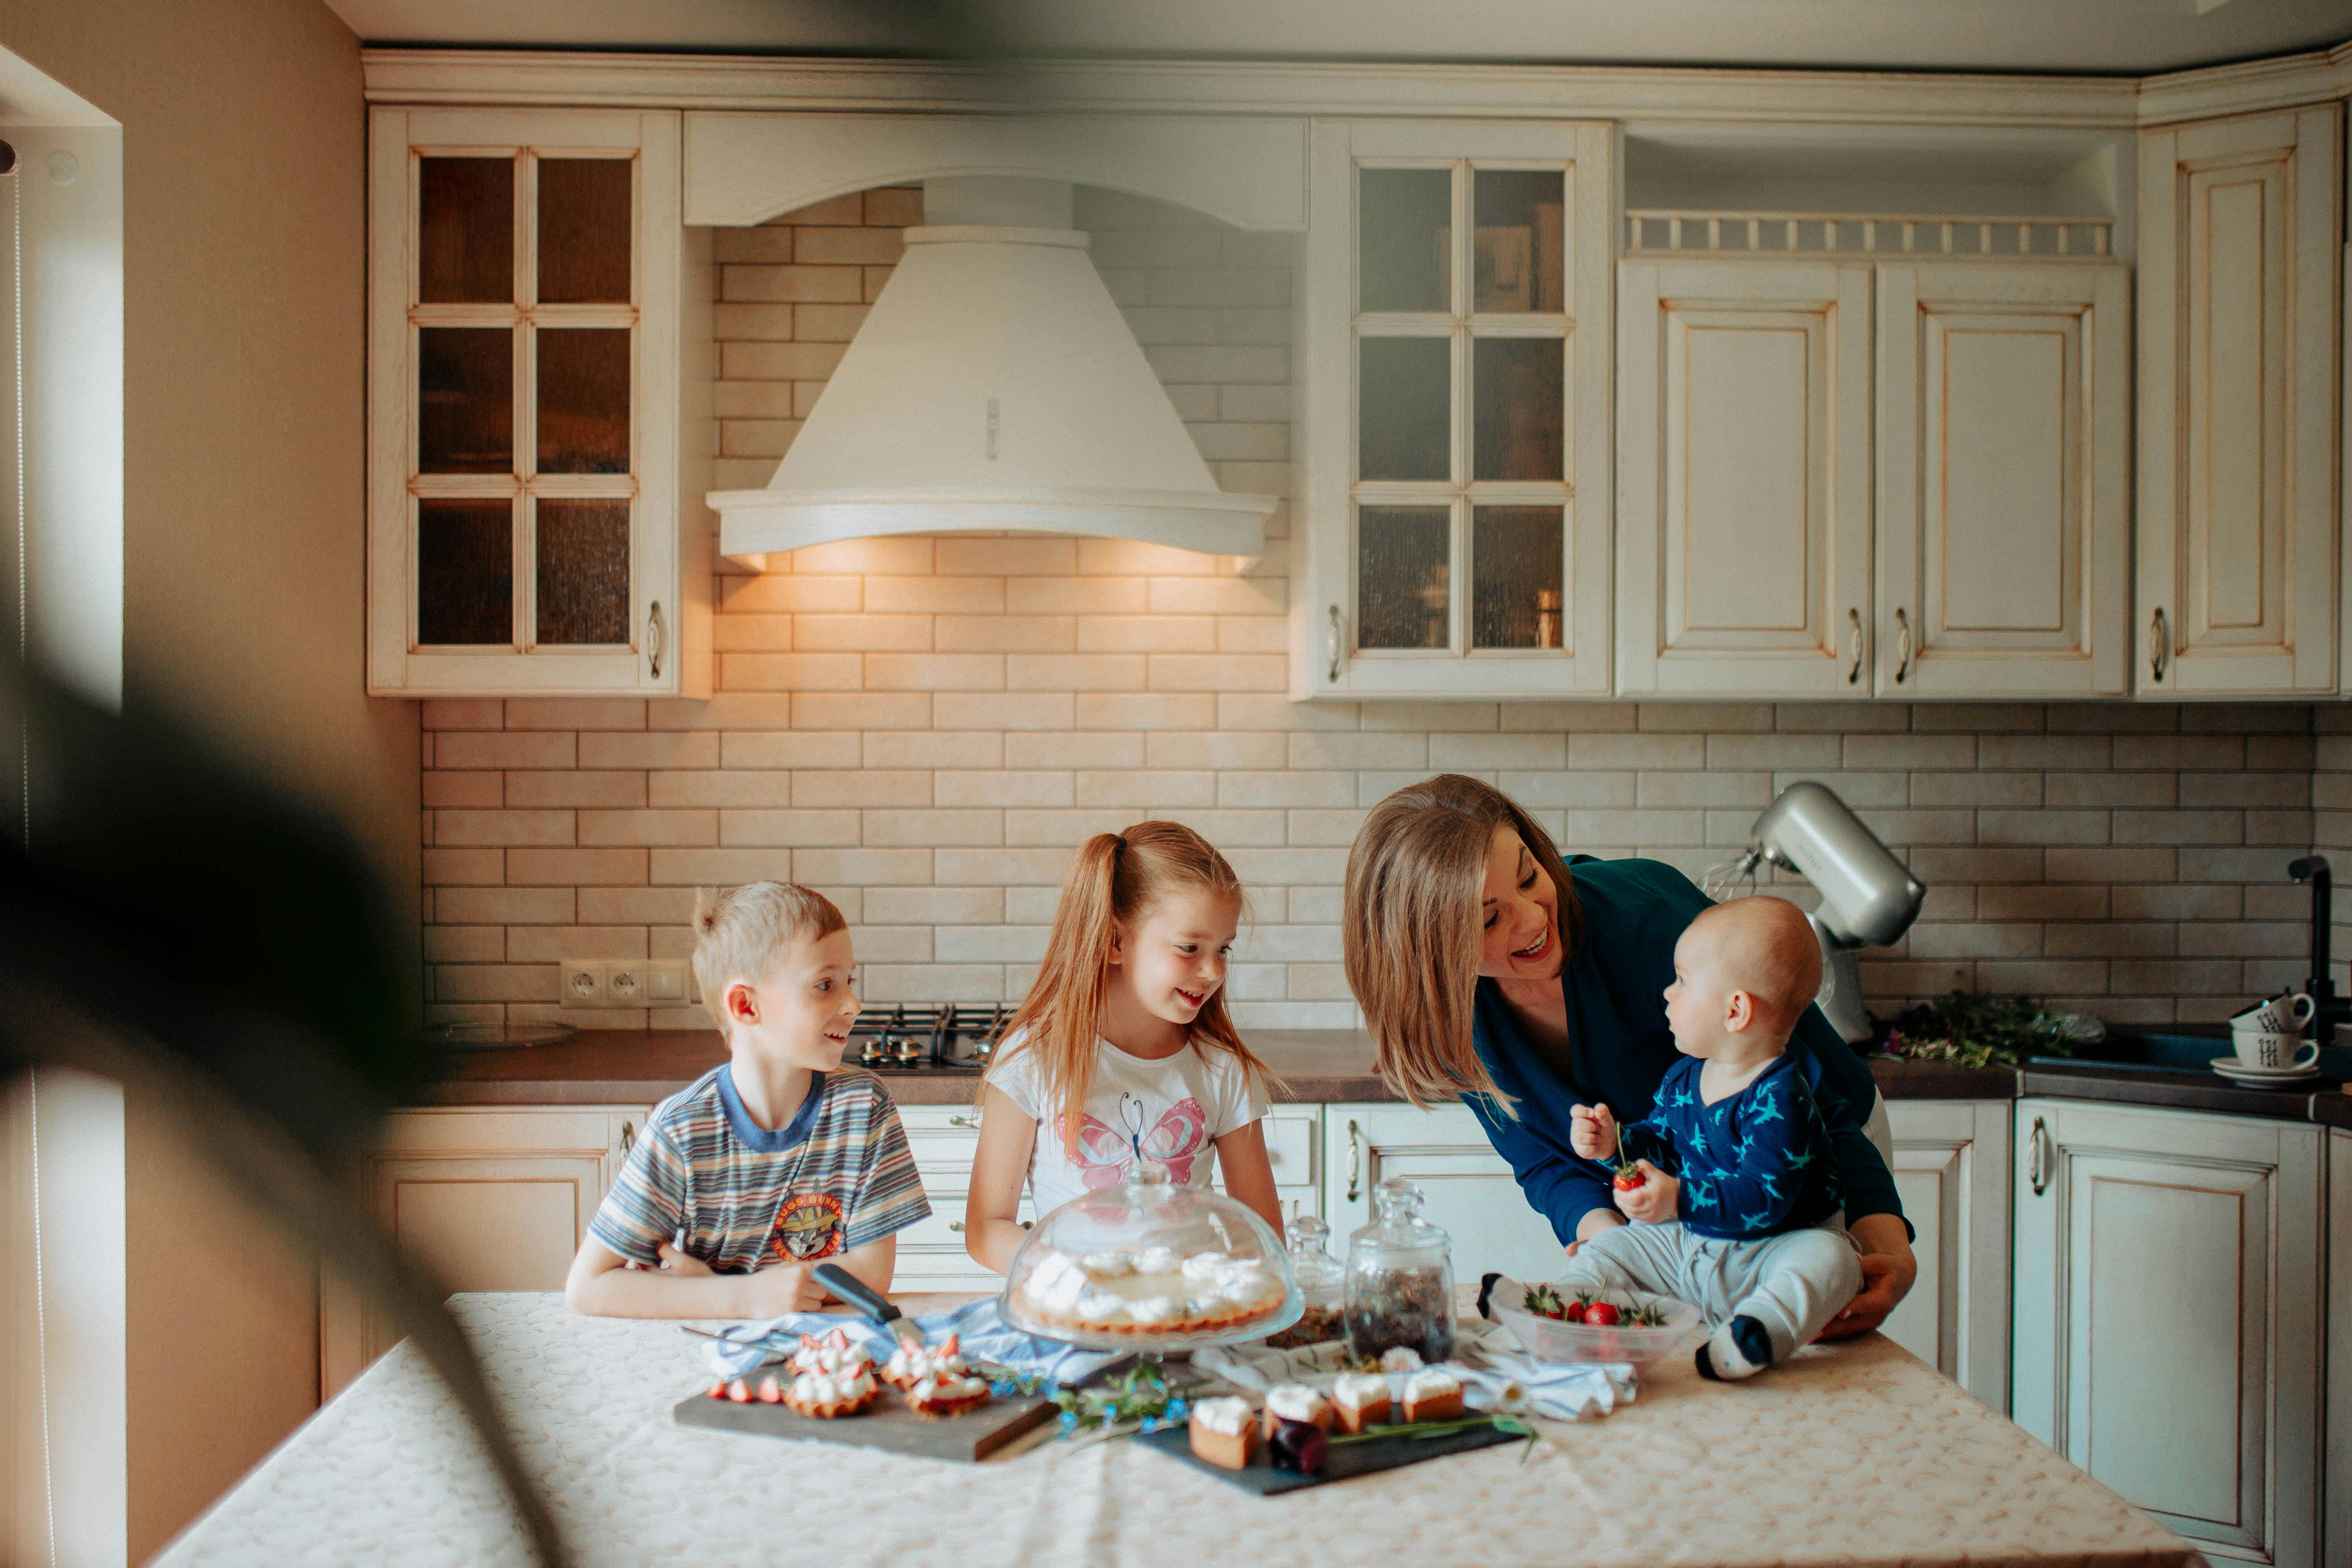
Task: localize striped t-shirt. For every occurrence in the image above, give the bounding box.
[589,1065,930,1273]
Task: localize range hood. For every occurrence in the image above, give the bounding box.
[709,176,1278,564]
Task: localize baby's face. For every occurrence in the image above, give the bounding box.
[1662,927,1735,1057]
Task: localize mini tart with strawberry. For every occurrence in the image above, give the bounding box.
[791,1327,870,1377]
[882,1331,965,1390]
[904,1366,992,1419]
[783,1361,880,1418]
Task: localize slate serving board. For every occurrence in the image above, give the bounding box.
[674,1386,1058,1463]
[1133,1418,1527,1494]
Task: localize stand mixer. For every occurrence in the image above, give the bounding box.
[1706,782,1927,1044]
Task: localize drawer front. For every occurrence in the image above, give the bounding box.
[1262,1113,1317,1186]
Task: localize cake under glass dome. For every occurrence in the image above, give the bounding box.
[999,1159,1303,1352]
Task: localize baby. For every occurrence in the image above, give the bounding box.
[1565,894,1862,1381]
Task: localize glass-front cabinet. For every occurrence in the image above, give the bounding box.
[1297,120,1614,699]
[368,108,704,695]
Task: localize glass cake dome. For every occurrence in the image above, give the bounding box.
[1000,1159,1303,1351]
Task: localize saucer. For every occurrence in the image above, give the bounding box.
[2210,1056,2322,1086]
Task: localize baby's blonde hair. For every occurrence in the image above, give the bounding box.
[692,882,848,1030]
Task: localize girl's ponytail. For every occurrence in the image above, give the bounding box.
[990,823,1281,1155]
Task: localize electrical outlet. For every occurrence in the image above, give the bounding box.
[561,961,606,1007]
[645,960,687,1003]
[608,963,645,1004]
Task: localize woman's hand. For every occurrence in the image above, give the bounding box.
[1820,1212,1918,1339]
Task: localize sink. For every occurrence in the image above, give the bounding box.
[2029,1031,2350,1080]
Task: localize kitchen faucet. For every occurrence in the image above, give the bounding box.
[2287,856,2350,1042]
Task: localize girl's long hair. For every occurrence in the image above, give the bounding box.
[990,820,1280,1156]
[1343,774,1586,1111]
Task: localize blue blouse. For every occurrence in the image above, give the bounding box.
[1465,856,1904,1246]
[1619,1054,1846,1240]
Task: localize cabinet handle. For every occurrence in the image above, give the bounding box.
[947,1114,980,1130]
[1892,607,1912,684]
[947,1221,965,1234]
[2028,1115,2050,1197]
[647,601,666,681]
[1844,607,1863,685]
[2149,607,2169,683]
[1326,604,1344,684]
[1345,1118,1364,1204]
[619,1120,634,1154]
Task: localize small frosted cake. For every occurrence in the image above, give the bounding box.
[1330,1371,1391,1433]
[1187,1396,1260,1470]
[1401,1367,1462,1423]
[792,1328,868,1377]
[883,1331,966,1390]
[1020,1247,1286,1338]
[1258,1383,1332,1439]
[783,1335,880,1418]
[899,1335,992,1418]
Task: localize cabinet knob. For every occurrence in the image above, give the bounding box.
[1892,607,1912,685]
[948,1114,980,1130]
[618,1120,634,1154]
[2149,607,2169,683]
[1326,604,1345,684]
[947,1221,965,1234]
[1844,607,1863,685]
[1345,1118,1364,1203]
[647,601,666,681]
[2027,1115,2051,1197]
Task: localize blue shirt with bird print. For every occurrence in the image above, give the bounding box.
[1614,1053,1846,1240]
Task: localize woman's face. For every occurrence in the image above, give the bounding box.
[1478,824,1563,982]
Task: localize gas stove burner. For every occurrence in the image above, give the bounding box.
[843,1002,1014,1073]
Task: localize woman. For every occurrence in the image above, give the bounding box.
[1341,774,1916,1338]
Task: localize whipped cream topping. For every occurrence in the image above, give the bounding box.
[1179,1251,1231,1283]
[1190,1396,1253,1437]
[1131,1246,1179,1275]
[1379,1347,1426,1373]
[910,1369,988,1405]
[1263,1384,1328,1424]
[1078,1251,1136,1280]
[789,1364,876,1407]
[791,1331,874,1378]
[1330,1372,1390,1411]
[1126,1295,1183,1323]
[1403,1368,1460,1401]
[886,1333,967,1385]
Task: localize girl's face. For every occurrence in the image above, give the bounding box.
[1478,824,1563,982]
[1111,886,1242,1028]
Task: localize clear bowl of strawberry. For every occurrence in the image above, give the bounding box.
[1478,1275,1701,1370]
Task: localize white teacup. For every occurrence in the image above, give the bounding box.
[2231,1029,2319,1071]
[2231,992,2316,1034]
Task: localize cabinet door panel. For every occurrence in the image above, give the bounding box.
[1884,1099,2010,1410]
[1618,260,1873,695]
[1878,264,2129,697]
[1322,1104,1565,1285]
[2013,1100,2323,1568]
[2137,105,2341,695]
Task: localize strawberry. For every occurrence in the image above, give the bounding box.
[756,1374,783,1404]
[726,1377,753,1402]
[1583,1301,1621,1327]
[1561,1298,1587,1325]
[1524,1284,1566,1320]
[707,1381,728,1399]
[1612,1159,1645,1191]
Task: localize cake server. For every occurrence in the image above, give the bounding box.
[814,1262,925,1347]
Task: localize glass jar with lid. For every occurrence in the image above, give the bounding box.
[1263,1206,1345,1348]
[1343,1177,1455,1363]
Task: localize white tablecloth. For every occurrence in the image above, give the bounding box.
[154,1293,2194,1568]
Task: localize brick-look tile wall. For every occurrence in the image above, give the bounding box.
[2312,707,2352,1001]
[418,185,2320,1035]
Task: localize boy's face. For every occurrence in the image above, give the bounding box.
[1662,926,1736,1058]
[1112,887,1241,1029]
[724,927,861,1070]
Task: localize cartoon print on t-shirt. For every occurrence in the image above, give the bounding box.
[1071,1092,1207,1188]
[770,1191,845,1261]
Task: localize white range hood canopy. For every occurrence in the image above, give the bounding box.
[710,176,1277,564]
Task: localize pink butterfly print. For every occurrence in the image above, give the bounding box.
[1071,1097,1208,1189]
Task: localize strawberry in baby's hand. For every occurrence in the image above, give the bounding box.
[1612,1158,1645,1192]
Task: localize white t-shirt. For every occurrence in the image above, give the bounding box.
[986,1031,1270,1218]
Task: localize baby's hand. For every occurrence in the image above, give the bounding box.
[1569,1103,1619,1161]
[655,1240,716,1277]
[1612,1164,1678,1224]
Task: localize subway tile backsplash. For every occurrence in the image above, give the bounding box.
[417,185,2333,1036]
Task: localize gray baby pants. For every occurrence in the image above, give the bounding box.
[1558,1213,1863,1363]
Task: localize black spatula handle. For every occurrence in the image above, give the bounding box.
[814,1262,900,1327]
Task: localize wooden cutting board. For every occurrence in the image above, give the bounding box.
[674,1384,1058,1463]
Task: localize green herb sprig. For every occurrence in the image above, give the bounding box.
[1875,990,2080,1071]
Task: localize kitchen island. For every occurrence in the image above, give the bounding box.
[158,1293,2193,1568]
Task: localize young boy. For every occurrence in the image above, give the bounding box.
[1565,894,1862,1381]
[565,882,931,1318]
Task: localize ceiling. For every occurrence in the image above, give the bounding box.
[326,0,2352,78]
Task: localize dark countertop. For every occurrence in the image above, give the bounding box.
[416,1026,2352,1130]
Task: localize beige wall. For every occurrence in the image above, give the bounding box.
[0,0,412,1560]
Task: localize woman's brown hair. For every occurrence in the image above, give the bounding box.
[1343,775,1586,1110]
[990,820,1281,1154]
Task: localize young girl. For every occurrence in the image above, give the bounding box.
[965,822,1285,1271]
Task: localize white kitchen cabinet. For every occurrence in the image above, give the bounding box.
[2012,1099,2324,1568]
[366,106,712,697]
[1616,259,1876,697]
[321,1105,646,1397]
[1875,263,2131,699]
[2137,104,2343,698]
[2325,1129,2349,1568]
[1880,1099,2011,1410]
[1296,118,1616,701]
[1320,1103,1568,1284]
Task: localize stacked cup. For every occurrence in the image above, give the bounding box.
[2227,992,2320,1072]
